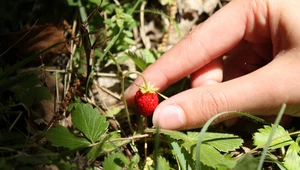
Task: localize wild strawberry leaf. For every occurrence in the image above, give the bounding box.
[102,152,130,170]
[167,136,194,170]
[146,129,241,169]
[125,51,147,71]
[181,132,243,153]
[156,156,171,170]
[200,132,244,152]
[253,124,294,149]
[86,131,130,162]
[145,129,188,141]
[232,154,259,170]
[69,103,109,143]
[198,144,236,169]
[283,137,300,170]
[43,125,90,150]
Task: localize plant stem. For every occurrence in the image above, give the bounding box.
[121,70,148,133]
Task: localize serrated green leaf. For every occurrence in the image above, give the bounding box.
[129,154,140,168]
[141,49,158,63]
[145,129,187,141]
[102,152,130,170]
[146,129,240,169]
[70,103,109,143]
[168,136,193,170]
[86,131,130,162]
[253,124,294,149]
[43,125,90,150]
[283,139,300,170]
[201,132,243,152]
[125,51,147,71]
[181,132,243,153]
[106,107,122,117]
[198,144,236,169]
[232,154,259,170]
[156,156,170,170]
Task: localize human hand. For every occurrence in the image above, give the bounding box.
[125,0,300,130]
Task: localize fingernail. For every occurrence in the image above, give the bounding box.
[153,104,186,129]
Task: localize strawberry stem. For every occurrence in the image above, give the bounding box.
[121,70,148,133]
[157,92,168,100]
[123,70,148,88]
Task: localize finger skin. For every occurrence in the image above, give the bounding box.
[190,58,223,87]
[154,52,300,129]
[126,0,300,129]
[125,0,250,105]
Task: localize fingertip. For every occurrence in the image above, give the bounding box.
[152,104,186,130]
[124,84,137,106]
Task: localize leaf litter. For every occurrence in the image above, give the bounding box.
[1,0,300,169]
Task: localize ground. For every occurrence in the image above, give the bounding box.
[0,0,299,170]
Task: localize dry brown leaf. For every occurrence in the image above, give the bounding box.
[0,24,70,60]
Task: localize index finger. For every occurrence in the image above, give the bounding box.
[125,0,249,104]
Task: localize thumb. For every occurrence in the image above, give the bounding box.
[152,56,300,130]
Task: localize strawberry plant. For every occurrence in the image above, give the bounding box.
[1,0,300,170]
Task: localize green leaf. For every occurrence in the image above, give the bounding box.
[141,49,158,64]
[64,0,78,6]
[253,124,294,149]
[145,129,187,141]
[125,51,148,71]
[43,125,90,150]
[129,154,140,168]
[86,131,130,162]
[102,152,130,170]
[146,129,240,169]
[283,138,300,170]
[106,107,122,117]
[168,136,194,170]
[156,156,170,170]
[200,132,243,152]
[198,144,236,169]
[89,0,102,5]
[70,103,109,143]
[232,154,259,170]
[181,132,243,154]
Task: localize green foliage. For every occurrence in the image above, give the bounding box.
[2,1,300,169]
[103,5,139,52]
[0,71,52,106]
[86,131,130,162]
[146,129,243,169]
[69,103,109,143]
[44,103,130,162]
[168,136,194,170]
[283,137,300,170]
[43,125,90,150]
[102,152,140,170]
[253,124,294,149]
[232,154,259,170]
[156,156,171,170]
[125,49,161,71]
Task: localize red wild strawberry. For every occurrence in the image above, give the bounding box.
[135,82,159,117]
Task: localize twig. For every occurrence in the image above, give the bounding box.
[94,80,122,101]
[139,0,151,49]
